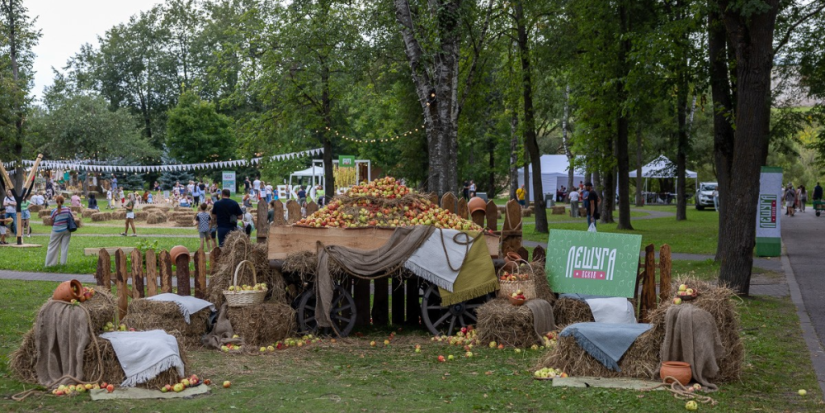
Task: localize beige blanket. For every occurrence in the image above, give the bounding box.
[35,300,91,387]
[660,304,724,391]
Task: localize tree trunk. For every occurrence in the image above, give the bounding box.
[487,137,496,196]
[675,79,688,221]
[715,0,778,295]
[515,0,547,233]
[636,124,644,206]
[562,85,574,194]
[601,164,616,224]
[614,2,632,229]
[708,2,735,261]
[509,110,519,200]
[321,62,335,192]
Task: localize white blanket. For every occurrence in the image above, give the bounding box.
[561,294,637,324]
[100,330,185,387]
[404,229,471,292]
[146,293,215,324]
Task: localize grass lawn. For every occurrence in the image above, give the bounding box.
[28,222,202,236]
[0,279,822,412]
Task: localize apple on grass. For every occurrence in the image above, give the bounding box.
[223,381,231,388]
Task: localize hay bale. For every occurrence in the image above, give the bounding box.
[82,209,96,218]
[9,329,37,383]
[112,210,126,220]
[142,206,160,211]
[282,250,318,282]
[72,214,83,228]
[121,299,210,349]
[80,286,116,332]
[134,211,148,221]
[529,263,555,305]
[39,209,52,218]
[174,215,195,227]
[91,212,112,222]
[207,231,287,307]
[476,299,542,348]
[174,206,193,212]
[551,206,565,215]
[43,217,53,226]
[28,204,43,213]
[70,206,82,213]
[553,298,595,326]
[146,212,168,225]
[83,334,187,388]
[227,302,296,347]
[646,276,743,382]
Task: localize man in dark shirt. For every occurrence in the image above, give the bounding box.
[814,182,823,201]
[297,186,307,204]
[244,177,251,194]
[211,189,243,246]
[585,182,600,228]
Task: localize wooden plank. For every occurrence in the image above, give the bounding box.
[640,244,657,322]
[405,277,420,326]
[428,193,438,207]
[159,251,173,293]
[391,277,404,325]
[471,210,485,227]
[353,278,371,327]
[305,201,318,216]
[501,200,523,254]
[210,246,221,275]
[532,245,546,263]
[96,249,111,287]
[485,200,498,232]
[194,248,207,299]
[130,249,144,299]
[457,198,468,219]
[176,254,191,296]
[285,200,301,224]
[272,200,285,226]
[256,200,269,244]
[659,244,672,303]
[441,192,457,213]
[517,247,529,261]
[372,277,389,326]
[145,249,157,297]
[115,249,128,320]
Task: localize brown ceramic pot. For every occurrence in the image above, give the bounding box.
[169,245,189,263]
[53,279,83,302]
[660,361,692,385]
[468,197,487,215]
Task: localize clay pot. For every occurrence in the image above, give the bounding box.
[468,197,487,215]
[53,279,83,302]
[169,245,189,263]
[503,251,523,272]
[660,361,692,385]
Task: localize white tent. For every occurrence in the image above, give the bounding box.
[629,155,698,203]
[517,155,586,198]
[288,166,325,199]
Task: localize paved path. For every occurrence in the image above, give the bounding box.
[780,209,825,395]
[515,207,675,226]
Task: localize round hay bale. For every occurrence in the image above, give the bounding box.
[112,210,126,220]
[82,209,96,219]
[83,333,187,388]
[134,211,148,221]
[227,302,296,347]
[553,298,595,326]
[476,298,542,348]
[28,204,43,213]
[39,209,52,218]
[121,299,211,349]
[9,329,37,383]
[80,286,116,332]
[91,212,112,222]
[146,212,168,225]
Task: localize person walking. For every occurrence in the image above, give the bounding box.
[244,176,251,195]
[569,188,580,217]
[469,180,476,198]
[111,174,118,196]
[45,195,73,266]
[462,180,470,200]
[4,189,17,235]
[21,195,31,237]
[195,203,213,252]
[784,184,796,217]
[712,188,719,212]
[516,184,526,208]
[253,177,262,198]
[799,185,807,213]
[584,182,600,228]
[241,207,255,236]
[121,193,138,236]
[212,189,243,246]
[814,182,823,202]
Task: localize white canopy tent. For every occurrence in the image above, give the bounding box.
[629,155,698,203]
[516,155,586,198]
[287,166,325,199]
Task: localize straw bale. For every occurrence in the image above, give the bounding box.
[174,215,196,227]
[83,334,187,388]
[553,298,596,327]
[80,286,117,332]
[91,212,112,222]
[28,205,42,213]
[9,329,38,383]
[112,210,126,220]
[121,299,211,349]
[82,209,96,218]
[134,211,148,221]
[476,298,542,348]
[207,231,288,307]
[146,212,168,225]
[70,206,82,213]
[227,302,296,347]
[39,209,52,218]
[42,217,53,226]
[529,263,556,305]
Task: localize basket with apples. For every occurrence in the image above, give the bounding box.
[508,289,527,306]
[497,255,536,300]
[223,260,267,307]
[672,283,699,304]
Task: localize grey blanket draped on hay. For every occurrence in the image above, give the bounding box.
[660,304,724,391]
[524,299,556,339]
[35,300,92,387]
[315,226,435,328]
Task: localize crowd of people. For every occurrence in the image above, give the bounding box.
[784,183,819,217]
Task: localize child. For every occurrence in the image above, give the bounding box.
[195,203,212,252]
[106,188,113,209]
[0,215,10,244]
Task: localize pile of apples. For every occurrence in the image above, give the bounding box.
[52,382,113,396]
[431,326,480,349]
[296,177,484,231]
[499,271,530,282]
[271,334,325,350]
[226,283,267,292]
[161,374,205,393]
[672,283,697,305]
[510,289,527,301]
[533,367,568,379]
[102,322,134,332]
[220,343,243,352]
[69,286,96,304]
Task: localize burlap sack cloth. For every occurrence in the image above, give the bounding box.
[660,304,724,391]
[202,303,243,349]
[34,300,92,387]
[315,226,435,328]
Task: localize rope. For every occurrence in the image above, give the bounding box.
[438,228,484,272]
[12,300,106,401]
[641,377,718,406]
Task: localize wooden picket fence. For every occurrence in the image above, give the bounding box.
[636,244,672,322]
[95,247,222,320]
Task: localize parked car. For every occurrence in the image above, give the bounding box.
[695,182,718,210]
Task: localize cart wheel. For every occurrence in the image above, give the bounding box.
[420,283,492,336]
[296,283,355,337]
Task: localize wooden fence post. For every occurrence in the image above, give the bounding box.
[441,192,457,213]
[501,200,523,254]
[532,245,546,264]
[286,200,301,224]
[159,251,173,293]
[305,201,318,216]
[194,248,207,299]
[210,246,221,275]
[96,249,111,288]
[176,254,191,296]
[457,198,468,219]
[391,277,405,325]
[272,200,285,226]
[659,244,672,303]
[640,244,657,322]
[485,200,498,232]
[145,249,158,297]
[257,200,269,244]
[115,249,129,320]
[130,249,144,299]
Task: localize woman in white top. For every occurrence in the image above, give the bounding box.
[569,189,580,217]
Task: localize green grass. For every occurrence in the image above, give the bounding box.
[29,222,201,236]
[0,279,822,412]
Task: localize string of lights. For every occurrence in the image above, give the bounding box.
[315,124,426,144]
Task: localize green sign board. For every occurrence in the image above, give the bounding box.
[545,229,642,298]
[339,155,355,168]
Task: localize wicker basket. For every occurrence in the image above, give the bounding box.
[223,260,267,307]
[497,258,536,299]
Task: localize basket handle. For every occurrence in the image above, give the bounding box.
[232,260,257,289]
[497,257,535,278]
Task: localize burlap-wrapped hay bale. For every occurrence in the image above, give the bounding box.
[207,231,287,307]
[82,209,96,218]
[477,299,544,348]
[28,204,43,213]
[146,212,168,225]
[121,299,211,349]
[39,209,52,218]
[112,210,126,220]
[134,211,148,221]
[91,212,112,222]
[553,298,595,326]
[174,215,195,227]
[227,302,296,347]
[82,333,187,388]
